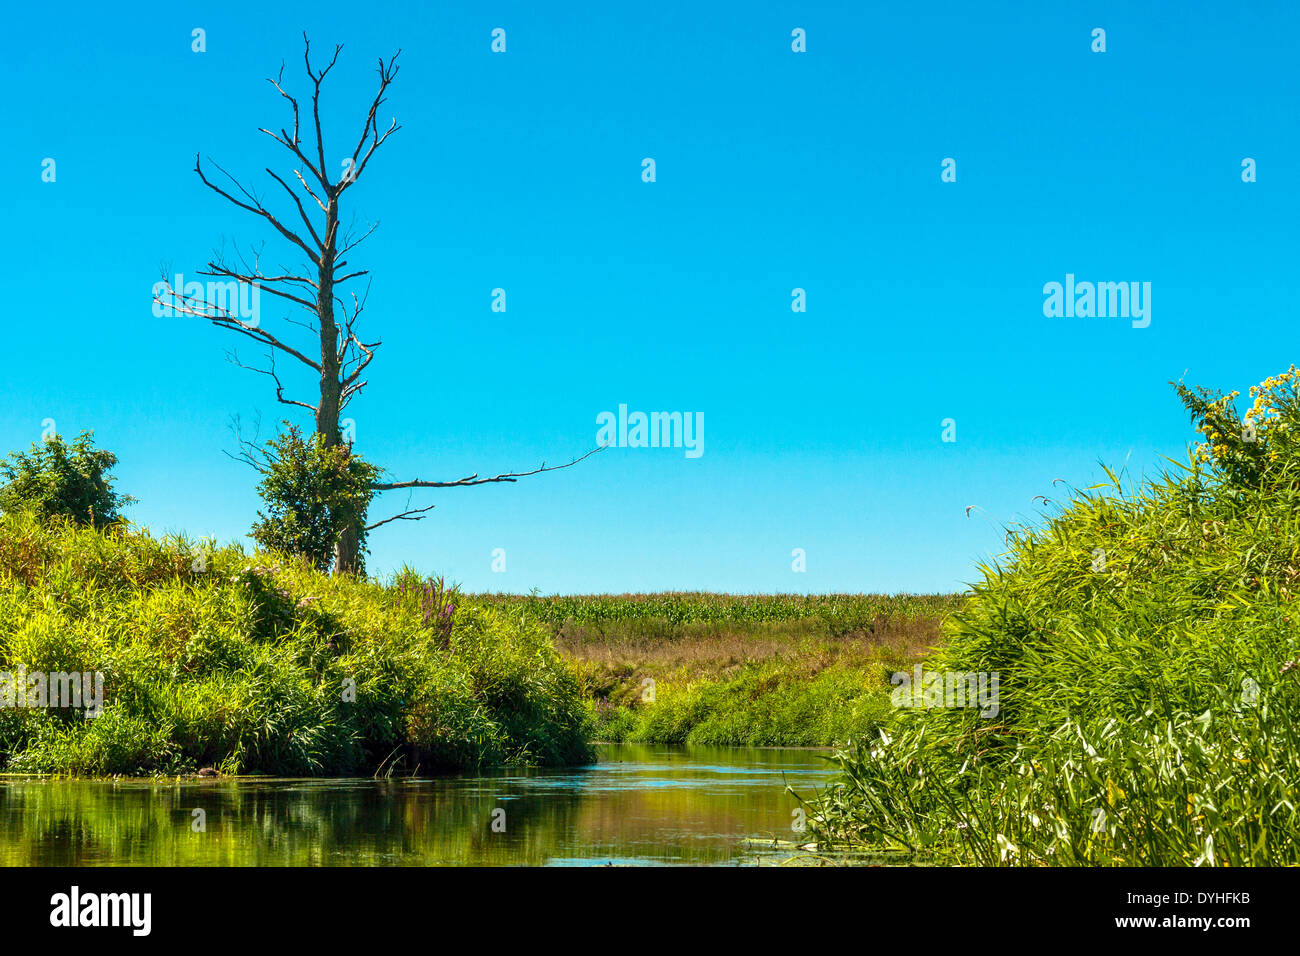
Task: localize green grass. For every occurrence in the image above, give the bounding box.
[0,512,592,776]
[476,592,961,747]
[804,456,1300,865]
[595,661,896,747]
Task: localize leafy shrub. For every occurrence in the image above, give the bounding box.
[250,424,380,573]
[593,662,895,747]
[1174,364,1300,489]
[0,431,133,528]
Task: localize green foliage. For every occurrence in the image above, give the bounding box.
[0,512,592,776]
[809,705,1300,867]
[0,431,134,528]
[1173,364,1300,489]
[250,424,381,574]
[806,369,1300,865]
[594,662,896,748]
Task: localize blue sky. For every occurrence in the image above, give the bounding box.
[2,1,1298,594]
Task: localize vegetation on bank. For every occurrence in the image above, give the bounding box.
[0,428,960,756]
[0,431,133,529]
[0,432,955,768]
[0,513,591,776]
[478,593,962,746]
[806,369,1300,866]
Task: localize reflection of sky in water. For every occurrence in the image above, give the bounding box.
[0,744,850,866]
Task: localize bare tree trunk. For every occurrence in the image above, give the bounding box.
[333,523,360,575]
[314,197,360,575]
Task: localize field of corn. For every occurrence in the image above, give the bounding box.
[474,592,963,631]
[474,592,963,747]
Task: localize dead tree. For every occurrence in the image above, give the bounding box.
[157,34,598,574]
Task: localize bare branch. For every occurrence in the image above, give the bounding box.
[194,155,321,266]
[196,265,318,312]
[227,349,319,413]
[264,168,324,249]
[303,33,344,188]
[224,413,271,472]
[373,446,605,492]
[336,219,381,257]
[258,62,328,190]
[339,51,402,193]
[154,276,323,371]
[364,503,435,531]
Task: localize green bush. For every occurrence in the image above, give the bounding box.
[0,431,133,528]
[250,423,380,573]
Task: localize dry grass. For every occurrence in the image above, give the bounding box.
[556,613,943,680]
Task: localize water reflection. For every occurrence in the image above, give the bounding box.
[0,744,840,866]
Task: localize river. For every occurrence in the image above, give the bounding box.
[0,743,842,866]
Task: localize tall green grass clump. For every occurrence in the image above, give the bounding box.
[0,515,591,776]
[593,659,897,748]
[807,369,1300,865]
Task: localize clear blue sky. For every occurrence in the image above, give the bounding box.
[3,1,1297,594]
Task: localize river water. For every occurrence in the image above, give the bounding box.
[0,744,842,866]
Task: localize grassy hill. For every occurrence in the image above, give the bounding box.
[0,513,590,776]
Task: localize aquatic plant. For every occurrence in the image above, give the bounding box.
[398,575,458,648]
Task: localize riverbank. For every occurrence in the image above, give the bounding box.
[0,512,962,774]
[474,593,962,747]
[0,513,590,776]
[805,371,1300,865]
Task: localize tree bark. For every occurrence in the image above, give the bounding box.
[333,522,360,575]
[314,195,360,576]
